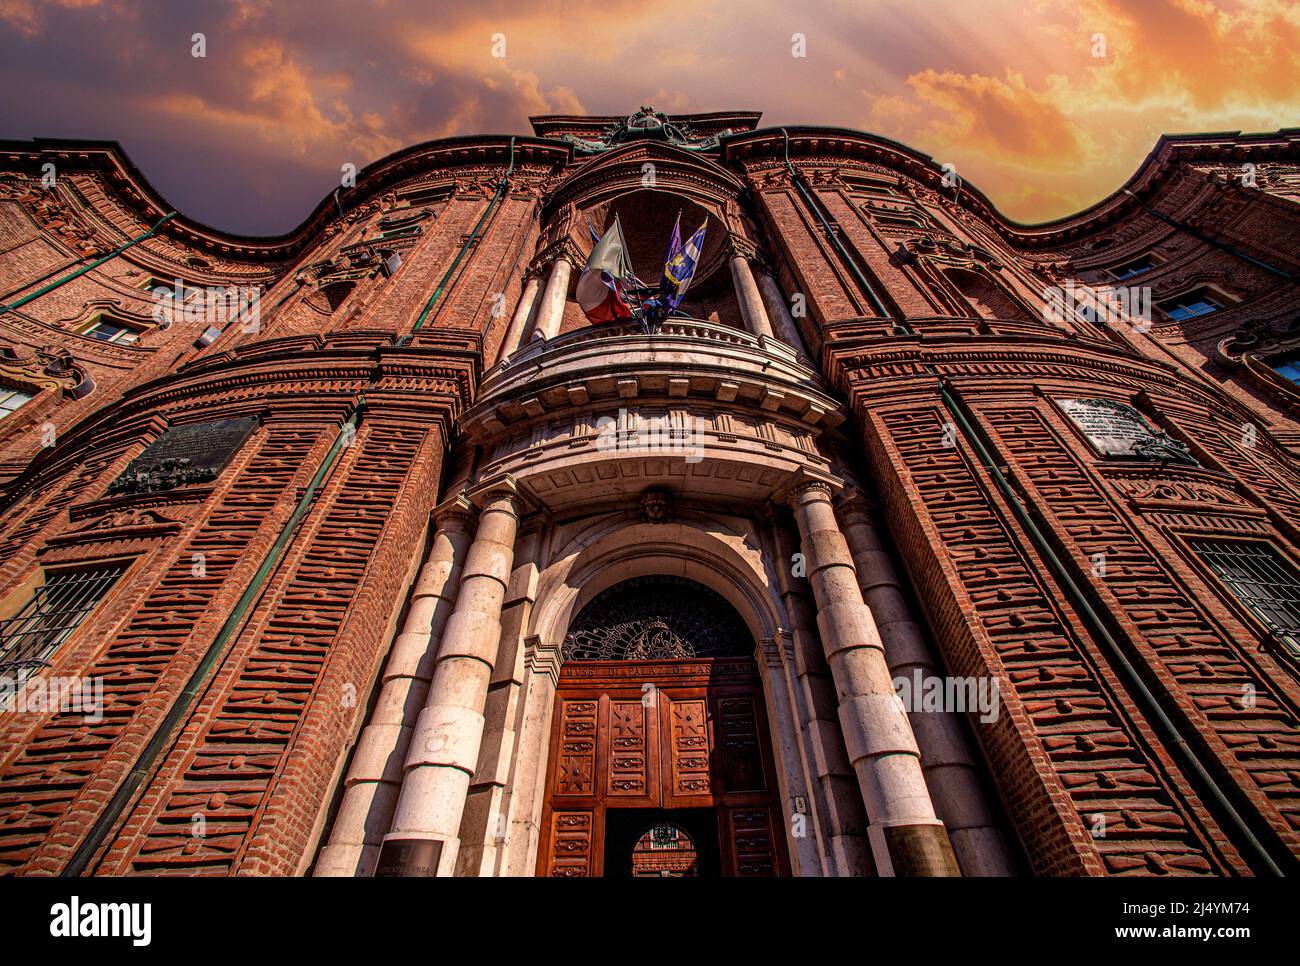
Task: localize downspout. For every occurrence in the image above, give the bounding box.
[64,402,365,876]
[937,375,1286,876]
[780,129,897,324]
[409,137,517,338]
[0,211,178,317]
[1121,188,1298,284]
[194,279,304,349]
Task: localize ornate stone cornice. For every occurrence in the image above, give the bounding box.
[723,126,1300,251]
[0,136,569,263]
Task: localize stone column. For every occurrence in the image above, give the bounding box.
[455,523,544,877]
[728,239,775,340]
[499,636,562,877]
[788,476,959,876]
[523,256,572,342]
[382,480,522,875]
[757,270,809,357]
[314,500,474,876]
[770,514,873,876]
[495,272,541,363]
[836,494,1017,876]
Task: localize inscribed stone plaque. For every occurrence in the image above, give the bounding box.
[1056,398,1196,465]
[374,838,444,877]
[109,416,259,495]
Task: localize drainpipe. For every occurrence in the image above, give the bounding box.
[64,403,365,876]
[314,499,475,876]
[0,211,178,317]
[836,493,1017,876]
[1121,189,1298,284]
[780,129,895,323]
[937,376,1286,876]
[409,137,516,338]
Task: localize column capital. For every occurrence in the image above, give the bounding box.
[532,240,581,274]
[751,249,780,279]
[466,472,536,515]
[432,492,477,532]
[775,467,842,508]
[834,486,876,523]
[727,233,759,261]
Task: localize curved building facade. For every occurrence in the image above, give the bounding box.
[0,109,1298,877]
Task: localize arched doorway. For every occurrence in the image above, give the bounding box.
[536,575,790,876]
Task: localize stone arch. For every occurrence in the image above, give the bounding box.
[515,511,821,877]
[562,573,754,662]
[530,517,787,658]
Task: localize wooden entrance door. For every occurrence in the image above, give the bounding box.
[537,656,789,877]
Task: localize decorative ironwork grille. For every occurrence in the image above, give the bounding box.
[0,563,127,670]
[1189,538,1300,658]
[562,575,752,662]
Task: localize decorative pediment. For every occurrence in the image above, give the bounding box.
[555,106,744,155]
[896,236,1002,269]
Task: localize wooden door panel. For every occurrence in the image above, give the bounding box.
[544,809,597,877]
[665,695,712,802]
[538,658,788,877]
[716,695,767,794]
[553,698,597,797]
[606,698,654,799]
[725,805,780,877]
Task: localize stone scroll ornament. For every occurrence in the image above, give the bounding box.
[1056,398,1198,466]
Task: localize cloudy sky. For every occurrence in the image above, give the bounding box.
[1,0,1296,235]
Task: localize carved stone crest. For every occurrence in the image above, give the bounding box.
[639,486,674,524]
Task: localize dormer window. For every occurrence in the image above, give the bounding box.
[1158,287,1225,322]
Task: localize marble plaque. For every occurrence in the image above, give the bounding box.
[1056,398,1196,465]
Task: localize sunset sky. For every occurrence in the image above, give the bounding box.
[1,0,1296,235]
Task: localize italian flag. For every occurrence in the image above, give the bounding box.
[577,216,635,324]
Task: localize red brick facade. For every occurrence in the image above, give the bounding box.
[0,113,1297,876]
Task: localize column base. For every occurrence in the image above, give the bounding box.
[373,835,453,877]
[868,821,961,877]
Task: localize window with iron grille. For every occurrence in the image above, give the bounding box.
[0,563,127,670]
[1189,538,1300,658]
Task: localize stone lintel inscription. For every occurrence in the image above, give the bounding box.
[1055,398,1197,466]
[109,416,260,495]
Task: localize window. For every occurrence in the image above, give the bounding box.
[866,205,927,229]
[1158,287,1224,322]
[1189,538,1300,658]
[0,563,127,668]
[1110,255,1158,280]
[0,388,32,419]
[139,277,201,301]
[1273,355,1300,385]
[82,315,142,345]
[843,174,900,197]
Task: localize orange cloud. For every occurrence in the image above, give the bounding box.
[902,68,1088,165]
[3,0,1295,231]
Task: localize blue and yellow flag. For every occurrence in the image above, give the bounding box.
[663,218,707,308]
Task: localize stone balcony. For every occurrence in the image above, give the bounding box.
[460,319,849,513]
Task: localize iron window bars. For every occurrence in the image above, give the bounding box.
[1189,538,1300,659]
[0,563,127,670]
